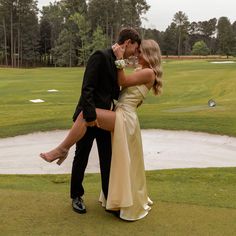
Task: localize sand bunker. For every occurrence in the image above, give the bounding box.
[210,61,235,64]
[0,130,236,174]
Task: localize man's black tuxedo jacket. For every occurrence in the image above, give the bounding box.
[73,48,120,122]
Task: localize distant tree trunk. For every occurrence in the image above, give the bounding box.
[69,36,72,67]
[106,12,109,47]
[14,38,17,67]
[17,30,20,67]
[82,40,85,66]
[33,45,36,66]
[17,12,21,68]
[178,27,181,57]
[20,39,23,66]
[3,18,8,66]
[11,7,14,67]
[110,26,113,45]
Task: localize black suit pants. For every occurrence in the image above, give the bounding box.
[70,126,112,199]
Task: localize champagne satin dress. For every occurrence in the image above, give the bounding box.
[100,84,153,221]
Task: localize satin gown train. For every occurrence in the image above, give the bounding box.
[99,84,153,221]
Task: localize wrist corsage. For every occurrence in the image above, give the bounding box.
[115,59,126,69]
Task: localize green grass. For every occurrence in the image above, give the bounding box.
[1,168,236,235]
[1,63,236,235]
[0,67,83,137]
[139,60,236,136]
[0,60,236,138]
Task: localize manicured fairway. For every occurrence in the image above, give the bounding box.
[0,168,236,235]
[0,67,83,137]
[0,60,236,138]
[139,60,236,136]
[1,62,236,235]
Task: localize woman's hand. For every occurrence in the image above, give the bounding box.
[112,43,125,60]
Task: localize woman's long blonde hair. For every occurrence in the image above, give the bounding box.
[140,39,163,95]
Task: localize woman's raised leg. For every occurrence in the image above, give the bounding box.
[40,109,116,165]
[40,112,87,165]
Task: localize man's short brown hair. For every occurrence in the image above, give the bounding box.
[117,28,141,45]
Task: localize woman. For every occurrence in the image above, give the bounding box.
[40,39,163,220]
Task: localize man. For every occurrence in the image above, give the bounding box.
[71,28,141,214]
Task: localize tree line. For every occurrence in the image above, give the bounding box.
[151,11,236,58]
[0,0,235,68]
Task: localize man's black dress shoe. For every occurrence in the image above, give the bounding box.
[72,197,86,214]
